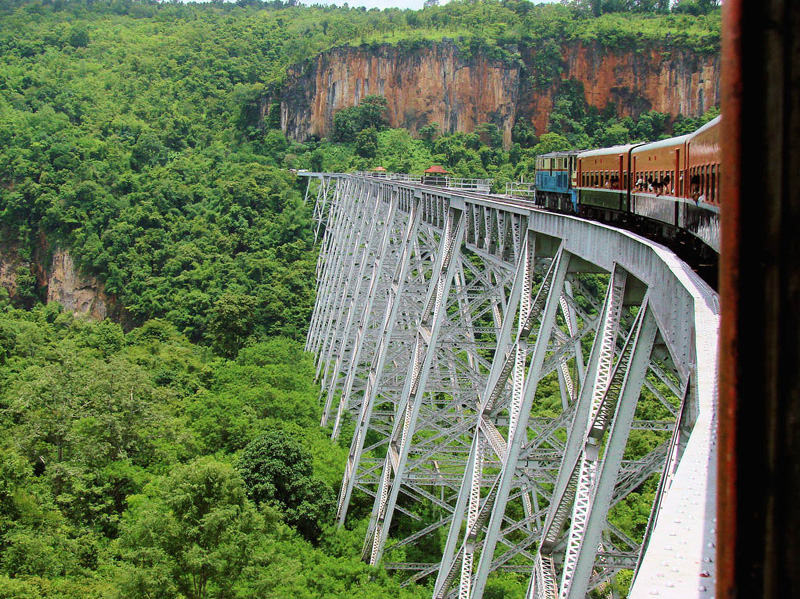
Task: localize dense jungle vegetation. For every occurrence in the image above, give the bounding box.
[0,0,718,596]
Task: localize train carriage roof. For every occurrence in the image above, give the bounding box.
[690,115,721,138]
[577,144,639,160]
[538,150,586,159]
[632,134,692,155]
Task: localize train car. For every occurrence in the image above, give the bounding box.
[576,144,638,222]
[534,151,582,212]
[682,116,721,252]
[630,134,692,234]
[627,117,721,254]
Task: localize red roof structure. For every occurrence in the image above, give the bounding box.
[373,166,387,172]
[424,165,449,174]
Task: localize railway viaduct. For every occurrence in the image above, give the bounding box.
[302,173,718,599]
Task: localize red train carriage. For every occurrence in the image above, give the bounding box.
[682,116,721,251]
[574,116,721,253]
[630,134,692,231]
[576,144,637,222]
[686,116,721,206]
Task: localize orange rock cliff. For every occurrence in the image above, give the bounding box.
[270,41,719,149]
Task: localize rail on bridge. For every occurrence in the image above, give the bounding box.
[301,173,718,599]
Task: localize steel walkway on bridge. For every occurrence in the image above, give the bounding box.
[302,173,718,599]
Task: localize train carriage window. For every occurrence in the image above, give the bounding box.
[711,165,716,203]
[701,165,707,200]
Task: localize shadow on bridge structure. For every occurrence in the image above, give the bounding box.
[302,173,718,599]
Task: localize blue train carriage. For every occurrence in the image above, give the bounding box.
[576,144,638,223]
[534,151,582,212]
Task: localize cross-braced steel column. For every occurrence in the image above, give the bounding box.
[433,230,535,599]
[465,245,572,599]
[317,179,376,399]
[363,203,466,565]
[557,299,658,599]
[320,181,395,427]
[336,192,423,524]
[306,176,344,353]
[330,187,402,439]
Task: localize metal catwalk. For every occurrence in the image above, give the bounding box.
[303,174,718,599]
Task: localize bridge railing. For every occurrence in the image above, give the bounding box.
[420,176,494,192]
[505,181,537,198]
[353,172,494,192]
[354,171,423,183]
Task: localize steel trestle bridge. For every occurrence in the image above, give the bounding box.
[303,173,718,599]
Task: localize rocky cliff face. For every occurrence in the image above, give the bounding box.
[0,244,115,319]
[46,250,112,320]
[274,41,719,148]
[281,43,522,146]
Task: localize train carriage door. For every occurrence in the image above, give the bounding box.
[619,154,625,211]
[674,148,681,225]
[711,165,716,204]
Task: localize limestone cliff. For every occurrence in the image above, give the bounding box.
[0,243,115,320]
[273,40,719,148]
[46,250,112,320]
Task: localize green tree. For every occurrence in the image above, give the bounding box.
[238,430,335,541]
[206,293,258,359]
[355,127,379,158]
[531,132,572,155]
[117,458,263,599]
[357,95,389,131]
[332,106,362,142]
[67,25,90,48]
[419,122,440,144]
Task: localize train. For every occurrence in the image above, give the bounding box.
[533,116,721,256]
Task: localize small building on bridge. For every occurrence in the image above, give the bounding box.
[423,165,449,186]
